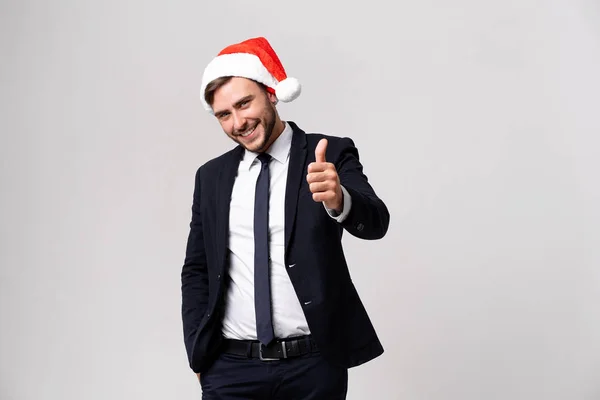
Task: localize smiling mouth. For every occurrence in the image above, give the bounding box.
[238,124,258,138]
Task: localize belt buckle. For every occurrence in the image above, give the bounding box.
[259,341,288,361]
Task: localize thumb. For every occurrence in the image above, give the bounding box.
[315,138,328,163]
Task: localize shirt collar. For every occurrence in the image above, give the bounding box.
[241,121,293,169]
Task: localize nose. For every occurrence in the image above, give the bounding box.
[232,111,246,133]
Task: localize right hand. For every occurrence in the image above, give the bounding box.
[307,139,343,213]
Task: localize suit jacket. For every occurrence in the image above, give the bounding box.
[181,121,390,373]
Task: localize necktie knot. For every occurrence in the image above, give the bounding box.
[257,153,272,166]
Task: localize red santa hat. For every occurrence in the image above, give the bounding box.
[200,37,302,113]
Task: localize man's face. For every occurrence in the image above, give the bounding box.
[211,77,278,153]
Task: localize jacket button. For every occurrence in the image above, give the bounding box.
[217,274,221,280]
[356,223,364,231]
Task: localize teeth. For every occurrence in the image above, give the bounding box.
[241,127,255,137]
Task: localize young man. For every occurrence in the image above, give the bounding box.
[181,37,390,399]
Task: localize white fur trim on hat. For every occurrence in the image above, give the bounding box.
[275,77,301,103]
[200,53,279,113]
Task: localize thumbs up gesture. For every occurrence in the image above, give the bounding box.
[307,138,343,213]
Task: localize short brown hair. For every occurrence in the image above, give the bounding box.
[204,76,233,107]
[204,77,271,107]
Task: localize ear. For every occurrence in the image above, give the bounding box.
[267,91,278,105]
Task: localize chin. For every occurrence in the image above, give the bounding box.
[247,142,266,153]
[248,135,269,153]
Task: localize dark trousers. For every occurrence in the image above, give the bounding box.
[200,347,348,399]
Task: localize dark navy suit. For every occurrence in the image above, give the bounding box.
[181,121,390,375]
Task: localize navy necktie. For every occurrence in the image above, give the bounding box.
[254,153,274,345]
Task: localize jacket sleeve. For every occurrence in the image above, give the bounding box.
[181,166,209,363]
[335,138,390,240]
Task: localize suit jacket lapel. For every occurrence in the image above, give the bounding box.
[216,145,244,272]
[284,122,308,258]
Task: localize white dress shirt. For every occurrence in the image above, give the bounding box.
[221,122,352,340]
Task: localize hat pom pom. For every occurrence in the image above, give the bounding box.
[275,77,301,102]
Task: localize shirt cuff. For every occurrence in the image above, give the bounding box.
[324,185,352,223]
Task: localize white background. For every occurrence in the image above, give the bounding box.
[1,0,599,399]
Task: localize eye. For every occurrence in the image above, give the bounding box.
[218,111,230,120]
[240,100,250,108]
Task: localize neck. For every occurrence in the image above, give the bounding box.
[273,118,285,139]
[262,117,285,153]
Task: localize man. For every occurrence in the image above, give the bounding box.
[181,37,390,399]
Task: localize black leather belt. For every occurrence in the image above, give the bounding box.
[222,335,317,361]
